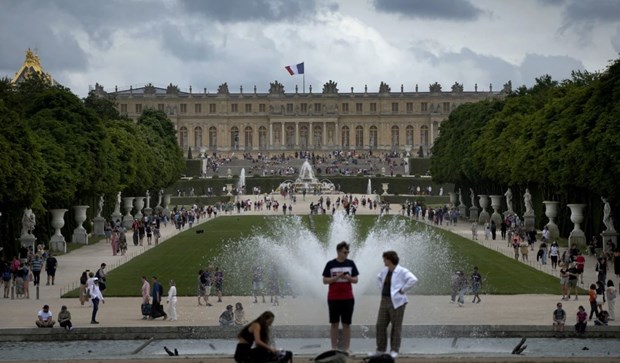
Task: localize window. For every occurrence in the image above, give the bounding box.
[370,126,378,148]
[314,103,321,113]
[392,103,399,112]
[286,103,293,113]
[209,126,217,150]
[341,126,350,148]
[120,104,127,114]
[341,103,349,113]
[301,103,307,113]
[209,103,216,113]
[355,126,364,148]
[406,125,414,145]
[259,104,266,112]
[231,127,239,150]
[158,103,165,111]
[406,102,413,113]
[391,125,399,148]
[194,127,203,148]
[370,103,377,112]
[421,102,428,112]
[179,126,188,150]
[420,125,429,146]
[258,126,267,150]
[356,103,363,112]
[135,104,142,114]
[245,103,252,113]
[179,104,187,114]
[443,102,450,112]
[244,126,253,150]
[195,103,202,113]
[231,103,238,112]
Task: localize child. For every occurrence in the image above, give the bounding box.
[58,305,73,331]
[575,305,587,335]
[234,302,247,326]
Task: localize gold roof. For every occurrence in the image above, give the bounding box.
[11,48,53,84]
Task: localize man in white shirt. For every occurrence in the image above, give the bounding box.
[372,251,418,359]
[35,304,55,327]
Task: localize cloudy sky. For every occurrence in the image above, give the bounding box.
[1,0,619,97]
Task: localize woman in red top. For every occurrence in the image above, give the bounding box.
[588,284,598,320]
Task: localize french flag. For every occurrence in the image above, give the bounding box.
[285,62,304,75]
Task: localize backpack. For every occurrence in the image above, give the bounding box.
[364,354,394,363]
[313,350,348,363]
[2,270,11,282]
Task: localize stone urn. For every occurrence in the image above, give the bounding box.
[543,201,560,241]
[162,194,172,218]
[448,192,457,206]
[226,184,234,196]
[478,195,490,224]
[489,195,503,226]
[72,205,89,244]
[567,203,586,249]
[122,197,135,229]
[49,209,67,253]
[134,196,145,221]
[382,183,389,196]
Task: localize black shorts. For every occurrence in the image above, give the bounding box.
[328,299,355,325]
[46,269,56,277]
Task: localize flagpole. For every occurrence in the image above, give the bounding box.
[303,74,305,94]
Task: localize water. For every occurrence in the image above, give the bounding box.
[277,160,336,193]
[299,160,315,181]
[367,179,372,195]
[237,168,246,191]
[214,213,453,298]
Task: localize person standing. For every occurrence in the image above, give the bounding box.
[141,276,150,319]
[372,251,417,359]
[252,266,266,304]
[322,241,359,353]
[471,266,482,304]
[89,278,105,324]
[151,276,167,320]
[95,263,107,292]
[197,269,208,306]
[606,280,617,321]
[167,280,177,321]
[45,253,57,286]
[214,267,224,303]
[30,255,43,286]
[79,270,89,306]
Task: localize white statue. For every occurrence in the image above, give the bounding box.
[504,188,513,213]
[21,208,36,237]
[97,194,104,217]
[523,188,534,217]
[114,191,121,214]
[458,188,464,206]
[157,189,163,207]
[469,188,475,207]
[602,197,615,232]
[145,190,151,209]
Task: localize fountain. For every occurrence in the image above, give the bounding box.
[214,212,454,298]
[367,179,372,195]
[237,168,246,194]
[276,160,337,194]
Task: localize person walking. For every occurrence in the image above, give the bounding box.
[89,278,105,324]
[30,255,43,286]
[151,276,167,320]
[141,276,150,319]
[471,266,482,304]
[371,251,417,359]
[79,270,89,306]
[167,279,177,321]
[322,241,359,353]
[45,253,57,286]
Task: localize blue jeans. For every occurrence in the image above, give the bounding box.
[91,298,100,322]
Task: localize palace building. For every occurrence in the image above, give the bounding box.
[97,79,509,156]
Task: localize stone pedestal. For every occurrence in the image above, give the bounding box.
[122,197,135,230]
[93,216,105,236]
[469,207,479,222]
[71,205,89,244]
[523,215,536,232]
[568,203,586,250]
[601,231,618,254]
[19,235,36,251]
[49,209,67,253]
[458,204,467,219]
[543,201,560,242]
[478,195,490,224]
[489,195,503,226]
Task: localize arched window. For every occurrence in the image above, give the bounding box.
[208,126,217,150]
[391,125,399,148]
[231,126,239,150]
[420,125,429,146]
[369,125,378,148]
[259,126,267,150]
[355,125,364,148]
[244,126,253,150]
[179,126,188,150]
[341,126,350,149]
[194,127,203,148]
[406,125,414,146]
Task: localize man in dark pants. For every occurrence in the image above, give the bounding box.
[151,276,167,320]
[322,241,359,353]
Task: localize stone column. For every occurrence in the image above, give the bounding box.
[323,122,327,147]
[295,122,299,147]
[543,201,560,242]
[430,121,435,147]
[309,121,313,148]
[71,205,89,244]
[49,209,67,253]
[281,123,285,148]
[567,203,586,249]
[478,195,490,224]
[269,123,273,149]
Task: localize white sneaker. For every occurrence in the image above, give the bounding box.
[390,351,399,358]
[368,351,384,357]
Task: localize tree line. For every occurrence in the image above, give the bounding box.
[431,58,620,238]
[0,75,184,256]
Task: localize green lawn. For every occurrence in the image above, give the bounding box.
[64,215,566,298]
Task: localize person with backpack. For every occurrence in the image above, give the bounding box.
[370,251,418,360]
[151,276,167,320]
[2,265,11,298]
[44,254,57,286]
[95,263,107,292]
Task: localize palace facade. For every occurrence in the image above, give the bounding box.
[95,79,509,156]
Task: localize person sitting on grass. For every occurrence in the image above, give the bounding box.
[35,305,55,328]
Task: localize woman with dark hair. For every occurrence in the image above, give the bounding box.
[234,311,291,363]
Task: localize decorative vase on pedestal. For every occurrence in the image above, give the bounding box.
[134,197,145,221]
[567,203,586,249]
[489,195,503,226]
[448,192,457,207]
[543,201,560,242]
[49,209,67,253]
[382,183,389,196]
[162,194,171,218]
[478,195,490,224]
[72,205,89,244]
[226,184,234,196]
[122,197,135,229]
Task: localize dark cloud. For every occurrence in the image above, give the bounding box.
[372,0,483,21]
[180,0,320,23]
[537,0,567,6]
[561,0,620,24]
[159,22,218,62]
[519,53,585,82]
